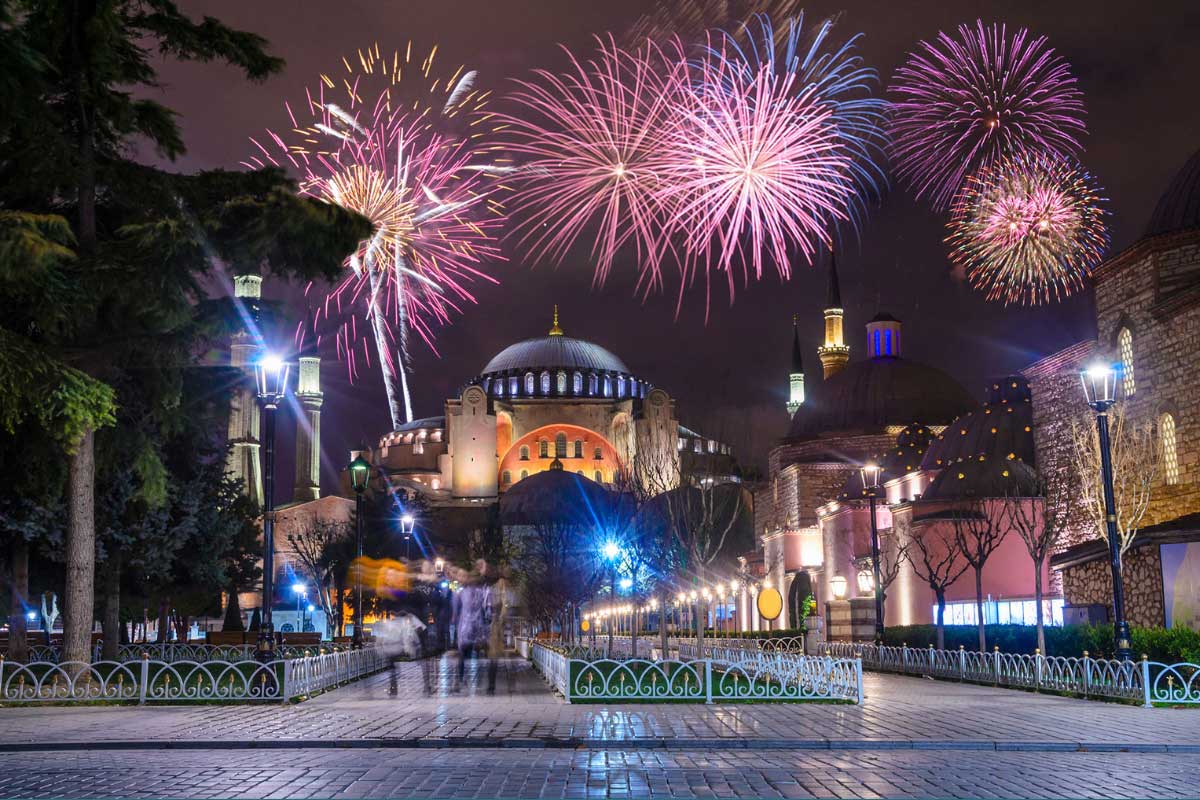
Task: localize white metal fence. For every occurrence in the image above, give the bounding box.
[529,641,861,704]
[3,642,353,664]
[0,647,385,704]
[817,641,1200,707]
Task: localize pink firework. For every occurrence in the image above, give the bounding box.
[498,35,685,289]
[656,46,853,310]
[246,44,505,429]
[888,20,1086,211]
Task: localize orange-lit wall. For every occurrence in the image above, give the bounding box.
[498,423,622,489]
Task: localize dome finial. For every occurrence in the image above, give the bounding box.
[549,304,564,336]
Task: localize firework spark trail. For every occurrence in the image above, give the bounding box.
[247,43,505,430]
[656,46,853,314]
[715,12,887,234]
[946,154,1108,305]
[888,20,1086,211]
[498,35,685,289]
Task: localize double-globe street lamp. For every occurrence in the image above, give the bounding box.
[349,454,372,648]
[253,354,290,662]
[1080,363,1134,662]
[859,461,885,644]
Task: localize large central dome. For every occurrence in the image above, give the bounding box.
[481,334,630,376]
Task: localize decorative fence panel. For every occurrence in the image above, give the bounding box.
[816,642,1199,706]
[0,647,384,705]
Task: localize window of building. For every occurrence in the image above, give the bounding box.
[1118,327,1135,397]
[524,372,534,395]
[593,446,602,460]
[677,437,686,451]
[616,376,626,397]
[541,371,551,395]
[588,374,598,395]
[933,598,1064,627]
[520,470,528,481]
[708,440,717,453]
[519,445,530,461]
[694,439,702,453]
[573,439,583,459]
[573,372,582,394]
[538,439,549,458]
[603,376,612,397]
[884,329,893,355]
[508,376,518,396]
[873,329,881,356]
[502,470,511,485]
[1162,413,1180,485]
[594,470,603,483]
[555,432,567,458]
[556,370,567,394]
[494,379,503,397]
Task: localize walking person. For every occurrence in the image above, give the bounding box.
[452,560,492,691]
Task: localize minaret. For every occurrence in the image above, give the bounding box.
[816,253,850,379]
[226,274,264,508]
[786,315,805,414]
[293,355,323,502]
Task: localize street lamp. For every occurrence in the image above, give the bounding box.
[1080,362,1133,661]
[602,540,621,655]
[253,353,290,662]
[349,453,371,648]
[291,582,306,638]
[400,512,416,560]
[859,460,885,643]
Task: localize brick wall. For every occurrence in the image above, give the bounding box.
[766,434,893,530]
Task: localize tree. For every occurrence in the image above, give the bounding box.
[1069,405,1160,557]
[287,519,353,633]
[877,527,910,611]
[951,500,1009,652]
[908,517,970,649]
[1005,477,1069,654]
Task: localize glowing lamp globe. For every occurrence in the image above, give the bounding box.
[254,353,290,405]
[619,577,633,590]
[602,541,621,562]
[830,575,848,600]
[1081,362,1119,409]
[292,583,306,595]
[860,461,881,493]
[349,454,371,494]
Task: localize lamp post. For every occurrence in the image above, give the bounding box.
[400,513,416,560]
[292,582,306,637]
[859,461,885,644]
[253,353,289,662]
[602,540,620,656]
[349,454,371,649]
[1081,363,1133,661]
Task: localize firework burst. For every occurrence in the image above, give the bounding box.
[656,44,854,311]
[498,35,685,289]
[716,12,887,233]
[888,20,1086,211]
[946,154,1108,305]
[246,43,505,429]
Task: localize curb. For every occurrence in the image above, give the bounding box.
[1,739,1197,754]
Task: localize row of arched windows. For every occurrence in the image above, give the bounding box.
[501,468,608,485]
[479,370,644,400]
[518,436,604,461]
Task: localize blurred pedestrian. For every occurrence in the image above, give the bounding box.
[452,559,493,691]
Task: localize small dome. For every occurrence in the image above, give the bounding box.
[789,358,975,439]
[920,456,1039,502]
[480,335,631,376]
[921,376,1035,471]
[1145,147,1200,239]
[499,469,628,526]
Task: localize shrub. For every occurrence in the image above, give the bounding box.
[880,623,1200,661]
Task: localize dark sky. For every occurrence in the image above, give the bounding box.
[155,1,1200,493]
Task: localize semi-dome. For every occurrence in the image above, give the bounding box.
[1145,147,1200,239]
[789,358,975,440]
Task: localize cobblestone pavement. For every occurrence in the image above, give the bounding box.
[0,656,1197,750]
[0,747,1197,799]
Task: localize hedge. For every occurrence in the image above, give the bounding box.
[880,624,1200,662]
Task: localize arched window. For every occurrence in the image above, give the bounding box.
[502,470,512,485]
[603,376,612,397]
[555,432,567,458]
[538,439,549,458]
[1162,413,1180,485]
[1118,327,1135,397]
[616,376,626,397]
[588,374,598,396]
[524,372,535,395]
[556,370,566,394]
[573,372,583,394]
[594,470,603,483]
[520,469,528,481]
[541,371,551,395]
[519,445,530,461]
[884,329,893,355]
[573,439,583,458]
[509,376,519,397]
[593,446,602,460]
[494,379,503,397]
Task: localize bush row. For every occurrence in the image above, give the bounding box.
[880,624,1200,662]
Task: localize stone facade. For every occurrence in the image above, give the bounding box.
[1060,544,1166,629]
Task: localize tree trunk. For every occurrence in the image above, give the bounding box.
[935,589,946,650]
[63,429,96,664]
[659,590,669,659]
[101,553,120,660]
[334,571,346,637]
[8,539,29,663]
[1033,561,1046,655]
[631,602,639,658]
[156,599,169,643]
[974,565,986,652]
[223,587,245,632]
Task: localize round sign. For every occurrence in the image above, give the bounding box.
[756,587,783,621]
[580,619,590,632]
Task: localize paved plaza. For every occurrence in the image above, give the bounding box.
[1,656,1198,798]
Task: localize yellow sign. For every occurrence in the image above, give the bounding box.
[757,587,783,621]
[580,619,590,632]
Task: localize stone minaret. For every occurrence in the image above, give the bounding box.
[226,274,264,508]
[293,356,324,502]
[786,315,805,415]
[816,254,850,379]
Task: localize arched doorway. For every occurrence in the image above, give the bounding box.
[788,572,813,631]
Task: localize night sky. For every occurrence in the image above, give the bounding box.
[152,0,1200,494]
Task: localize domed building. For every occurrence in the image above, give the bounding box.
[358,308,734,507]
